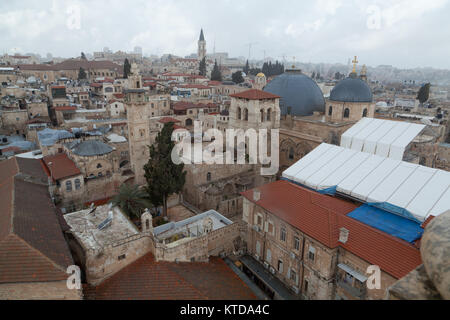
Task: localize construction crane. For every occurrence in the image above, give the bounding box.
[244,42,259,61]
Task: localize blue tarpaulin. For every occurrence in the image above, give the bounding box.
[347,204,424,243]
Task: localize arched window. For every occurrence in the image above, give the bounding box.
[244,108,249,121]
[185,118,193,126]
[260,109,265,122]
[344,108,350,118]
[66,180,72,192]
[97,163,102,169]
[75,179,81,190]
[237,107,242,120]
[328,106,333,116]
[207,172,212,182]
[267,108,271,121]
[363,108,368,117]
[289,147,295,160]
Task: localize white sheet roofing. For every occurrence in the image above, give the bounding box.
[282,143,450,222]
[340,118,425,160]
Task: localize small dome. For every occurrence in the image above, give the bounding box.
[330,77,373,103]
[67,140,113,157]
[256,73,266,78]
[264,70,325,116]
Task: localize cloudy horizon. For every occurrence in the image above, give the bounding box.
[1,0,450,70]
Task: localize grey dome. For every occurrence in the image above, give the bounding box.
[66,140,113,157]
[330,77,373,103]
[263,70,325,116]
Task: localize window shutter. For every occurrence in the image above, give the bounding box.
[264,221,268,232]
[287,268,291,279]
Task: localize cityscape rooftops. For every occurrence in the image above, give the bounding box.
[230,89,280,100]
[43,153,81,181]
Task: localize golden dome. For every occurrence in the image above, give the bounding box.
[256,72,266,78]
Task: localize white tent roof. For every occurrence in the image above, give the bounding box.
[340,118,425,160]
[282,143,450,222]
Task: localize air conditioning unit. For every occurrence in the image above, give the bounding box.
[292,286,300,294]
[254,254,260,261]
[269,267,276,274]
[252,225,261,232]
[290,252,296,259]
[263,262,269,269]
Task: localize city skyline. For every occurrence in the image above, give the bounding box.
[1,0,450,70]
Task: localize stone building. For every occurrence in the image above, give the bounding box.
[240,180,422,300]
[264,65,375,174]
[253,73,267,90]
[64,204,240,286]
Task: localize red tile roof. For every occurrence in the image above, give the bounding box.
[83,253,257,300]
[0,158,74,284]
[230,89,280,100]
[179,84,211,89]
[241,180,422,279]
[158,117,181,124]
[43,153,81,181]
[113,93,125,99]
[172,101,219,112]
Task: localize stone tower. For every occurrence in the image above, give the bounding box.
[198,29,206,61]
[126,63,150,185]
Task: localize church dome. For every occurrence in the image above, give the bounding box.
[330,77,373,103]
[66,140,113,157]
[263,70,325,116]
[256,73,265,78]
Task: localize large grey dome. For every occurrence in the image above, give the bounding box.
[66,140,113,157]
[263,70,325,116]
[330,77,373,103]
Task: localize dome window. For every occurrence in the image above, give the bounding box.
[344,108,350,118]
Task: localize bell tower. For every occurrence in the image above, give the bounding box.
[198,29,207,61]
[125,63,150,185]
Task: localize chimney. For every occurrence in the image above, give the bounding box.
[253,189,261,202]
[339,228,349,244]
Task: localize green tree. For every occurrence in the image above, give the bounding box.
[144,122,186,217]
[110,184,152,220]
[123,58,131,79]
[232,71,244,84]
[244,60,250,75]
[417,83,431,104]
[199,57,207,76]
[211,60,222,81]
[81,52,87,60]
[311,72,316,79]
[78,67,87,80]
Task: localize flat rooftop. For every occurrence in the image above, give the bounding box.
[64,205,139,250]
[154,210,233,243]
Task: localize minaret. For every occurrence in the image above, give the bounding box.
[125,63,150,185]
[198,29,206,61]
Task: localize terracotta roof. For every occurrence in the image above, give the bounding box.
[83,253,257,300]
[0,157,74,284]
[158,117,181,124]
[230,89,280,100]
[113,93,125,99]
[43,153,81,181]
[16,64,54,71]
[241,180,422,279]
[208,81,222,86]
[179,84,211,89]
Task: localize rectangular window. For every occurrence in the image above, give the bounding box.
[290,269,297,282]
[266,249,272,264]
[308,246,316,261]
[268,222,274,235]
[256,241,261,256]
[75,179,81,190]
[257,215,263,227]
[294,237,300,250]
[280,227,286,242]
[118,254,126,261]
[66,180,72,192]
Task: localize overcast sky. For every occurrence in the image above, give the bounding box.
[1,0,450,69]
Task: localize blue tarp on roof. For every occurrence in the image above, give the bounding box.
[347,204,424,243]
